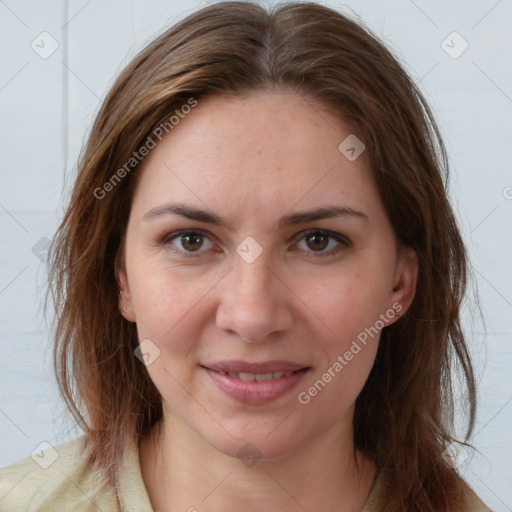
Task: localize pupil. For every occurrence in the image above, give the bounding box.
[182,233,203,251]
[307,233,328,251]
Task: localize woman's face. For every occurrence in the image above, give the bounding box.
[118,89,418,460]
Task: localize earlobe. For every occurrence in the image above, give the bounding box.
[388,245,419,323]
[115,266,136,322]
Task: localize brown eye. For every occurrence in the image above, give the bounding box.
[159,228,351,259]
[179,232,204,252]
[160,230,214,257]
[295,229,351,257]
[304,232,329,251]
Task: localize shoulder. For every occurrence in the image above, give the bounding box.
[363,472,492,512]
[463,483,493,512]
[0,436,118,512]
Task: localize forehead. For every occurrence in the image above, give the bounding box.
[130,89,380,224]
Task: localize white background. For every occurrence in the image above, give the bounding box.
[0,0,511,509]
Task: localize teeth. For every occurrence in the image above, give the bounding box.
[270,371,291,380]
[222,371,294,381]
[255,373,274,381]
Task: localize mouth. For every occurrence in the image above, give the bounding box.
[201,361,311,405]
[212,369,302,381]
[202,359,310,374]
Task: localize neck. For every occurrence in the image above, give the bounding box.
[139,412,376,512]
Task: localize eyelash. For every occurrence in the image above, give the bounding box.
[157,228,351,259]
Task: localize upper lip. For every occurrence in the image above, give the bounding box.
[203,360,310,374]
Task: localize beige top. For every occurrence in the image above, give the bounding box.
[0,436,491,511]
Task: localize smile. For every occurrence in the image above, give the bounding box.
[203,366,310,405]
[216,371,295,381]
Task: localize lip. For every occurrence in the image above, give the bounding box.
[202,363,311,406]
[203,360,309,374]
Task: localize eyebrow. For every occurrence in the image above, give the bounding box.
[143,202,370,230]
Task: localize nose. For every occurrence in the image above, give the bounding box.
[215,253,294,342]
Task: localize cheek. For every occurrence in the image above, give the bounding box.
[300,266,388,346]
[297,265,388,401]
[299,322,380,416]
[319,346,378,418]
[129,259,214,330]
[129,267,204,397]
[127,259,240,392]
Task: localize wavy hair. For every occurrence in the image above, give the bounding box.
[46,2,479,510]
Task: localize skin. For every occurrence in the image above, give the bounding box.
[117,88,418,512]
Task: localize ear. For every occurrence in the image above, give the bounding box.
[116,263,136,323]
[386,244,418,326]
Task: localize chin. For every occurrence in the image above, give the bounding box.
[197,421,306,463]
[213,437,294,463]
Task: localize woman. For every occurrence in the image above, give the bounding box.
[0,2,491,510]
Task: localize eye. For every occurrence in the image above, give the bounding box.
[158,229,351,258]
[293,229,351,257]
[159,229,214,257]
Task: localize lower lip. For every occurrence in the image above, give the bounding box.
[203,367,310,406]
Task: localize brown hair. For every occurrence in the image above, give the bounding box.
[46,2,479,509]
